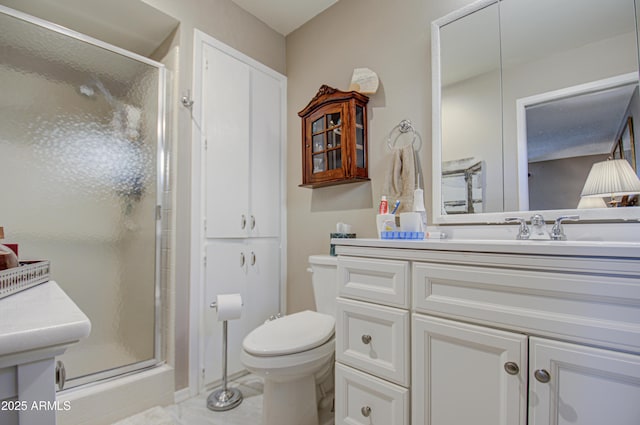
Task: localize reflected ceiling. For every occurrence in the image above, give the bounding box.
[527,84,637,162]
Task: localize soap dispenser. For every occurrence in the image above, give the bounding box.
[0,227,19,271]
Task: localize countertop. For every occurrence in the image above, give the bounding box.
[0,281,91,357]
[332,238,640,259]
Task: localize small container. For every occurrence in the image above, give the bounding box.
[330,233,356,256]
[0,227,18,271]
[378,196,389,214]
[376,214,396,238]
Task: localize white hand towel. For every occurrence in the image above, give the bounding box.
[384,144,416,213]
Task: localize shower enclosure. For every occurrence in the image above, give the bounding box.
[0,6,166,389]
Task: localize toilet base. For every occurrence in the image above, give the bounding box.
[263,374,319,425]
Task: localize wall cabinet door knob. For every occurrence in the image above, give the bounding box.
[250,215,256,230]
[240,252,245,267]
[361,406,371,417]
[241,214,247,230]
[504,362,519,375]
[534,369,551,383]
[361,334,372,344]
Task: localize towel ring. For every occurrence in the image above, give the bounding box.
[386,119,421,151]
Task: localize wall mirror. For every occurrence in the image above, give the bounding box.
[432,0,640,224]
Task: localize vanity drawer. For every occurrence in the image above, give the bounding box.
[336,297,410,386]
[338,256,410,308]
[413,261,640,353]
[335,362,409,425]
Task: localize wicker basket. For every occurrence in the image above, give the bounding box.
[0,260,50,299]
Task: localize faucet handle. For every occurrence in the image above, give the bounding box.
[551,215,580,241]
[505,217,530,240]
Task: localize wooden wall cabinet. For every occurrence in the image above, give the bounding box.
[298,85,369,188]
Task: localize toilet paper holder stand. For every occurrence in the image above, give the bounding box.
[206,300,243,411]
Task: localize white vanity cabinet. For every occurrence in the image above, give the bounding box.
[334,256,411,425]
[0,281,90,425]
[333,239,640,425]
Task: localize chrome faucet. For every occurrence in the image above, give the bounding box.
[505,217,530,240]
[529,214,550,240]
[550,215,580,240]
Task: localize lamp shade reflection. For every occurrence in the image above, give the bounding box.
[576,196,607,209]
[580,159,640,199]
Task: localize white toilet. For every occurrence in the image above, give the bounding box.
[241,255,338,425]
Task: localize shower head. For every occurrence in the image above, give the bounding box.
[78,84,95,97]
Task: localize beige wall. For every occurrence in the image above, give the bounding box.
[285,0,475,313]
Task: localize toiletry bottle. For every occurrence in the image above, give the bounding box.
[0,227,19,271]
[378,196,389,214]
[413,189,428,232]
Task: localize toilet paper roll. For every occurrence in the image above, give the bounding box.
[216,293,243,321]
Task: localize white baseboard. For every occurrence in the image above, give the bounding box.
[173,387,191,403]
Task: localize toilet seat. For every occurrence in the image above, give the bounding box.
[243,310,335,356]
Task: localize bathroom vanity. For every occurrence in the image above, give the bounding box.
[0,281,90,425]
[333,238,640,425]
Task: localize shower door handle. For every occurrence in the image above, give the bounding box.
[56,360,66,391]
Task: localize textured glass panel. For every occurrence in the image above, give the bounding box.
[312,117,324,133]
[0,11,160,382]
[312,133,324,152]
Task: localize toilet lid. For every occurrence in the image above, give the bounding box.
[243,310,335,356]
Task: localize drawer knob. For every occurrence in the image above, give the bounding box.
[504,362,519,375]
[361,406,371,417]
[361,334,372,344]
[534,369,551,383]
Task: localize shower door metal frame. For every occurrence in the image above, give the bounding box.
[0,5,167,390]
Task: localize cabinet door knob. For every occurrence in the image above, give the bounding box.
[240,252,246,267]
[55,360,66,391]
[250,251,256,266]
[534,369,551,383]
[361,406,371,417]
[250,215,256,230]
[361,334,372,344]
[504,362,519,375]
[241,214,247,230]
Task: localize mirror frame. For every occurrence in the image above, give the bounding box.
[431,0,640,224]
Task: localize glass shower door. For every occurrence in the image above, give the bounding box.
[0,6,165,388]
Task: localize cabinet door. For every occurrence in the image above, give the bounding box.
[243,239,281,337]
[249,69,281,238]
[203,240,248,386]
[412,314,527,425]
[529,337,640,425]
[304,103,347,185]
[203,44,250,238]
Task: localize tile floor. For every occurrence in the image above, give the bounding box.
[114,374,334,425]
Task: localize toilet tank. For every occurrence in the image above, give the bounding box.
[308,255,338,316]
